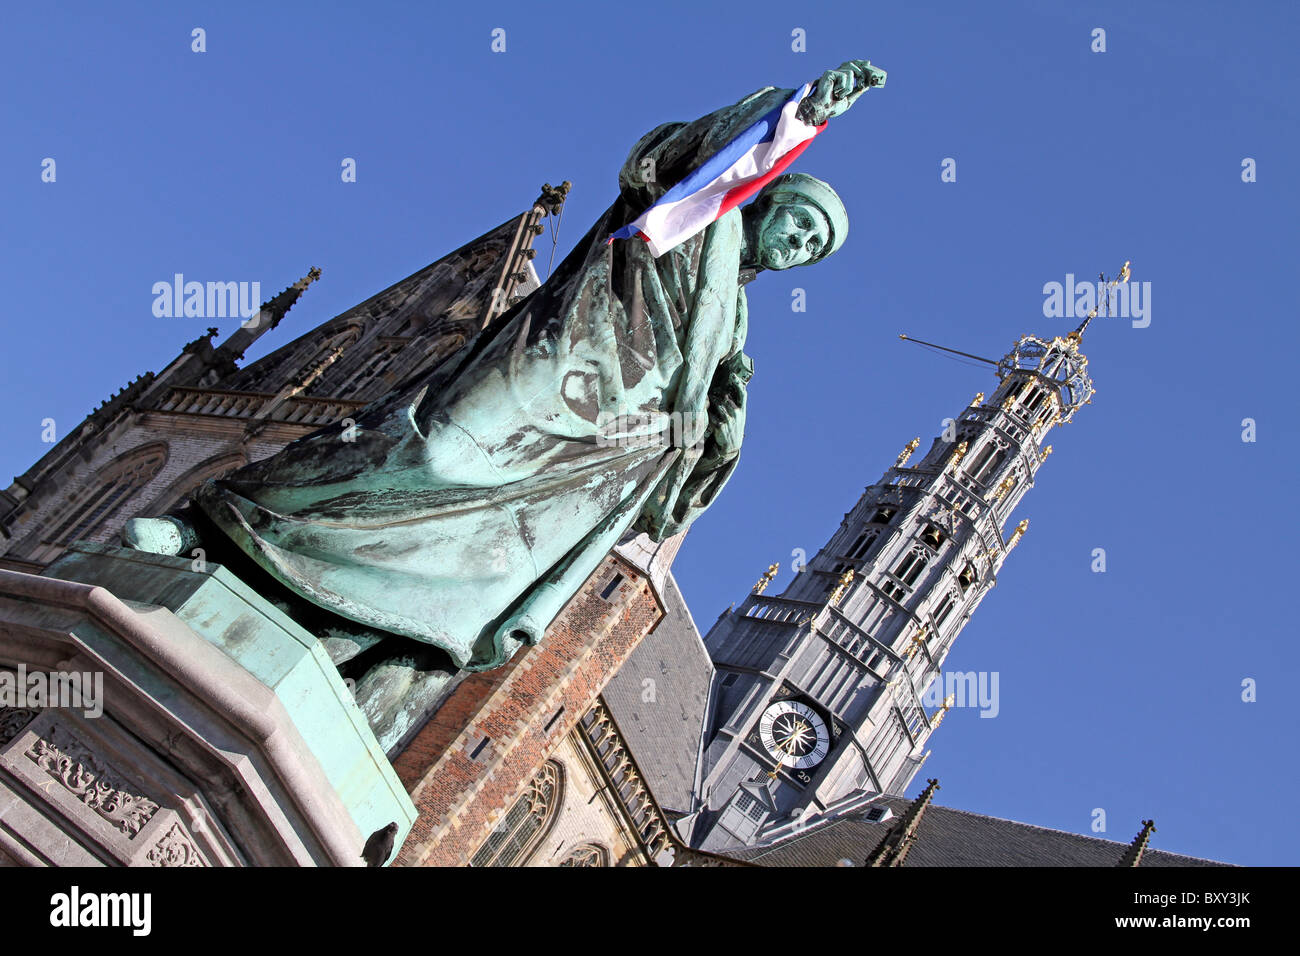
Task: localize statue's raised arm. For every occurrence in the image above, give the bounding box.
[798,59,887,126]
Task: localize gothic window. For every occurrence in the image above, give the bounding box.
[932,591,958,628]
[965,443,1002,485]
[892,551,928,588]
[143,451,246,515]
[870,506,897,525]
[846,530,877,560]
[880,580,906,602]
[470,760,563,867]
[44,443,168,547]
[558,844,609,867]
[1022,384,1048,413]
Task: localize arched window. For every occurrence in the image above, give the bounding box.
[470,760,563,867]
[558,843,609,867]
[142,451,246,515]
[44,443,168,547]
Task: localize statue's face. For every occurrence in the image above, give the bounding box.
[754,200,830,270]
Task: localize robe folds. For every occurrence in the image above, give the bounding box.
[195,87,794,670]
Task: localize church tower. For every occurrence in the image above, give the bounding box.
[688,319,1096,853]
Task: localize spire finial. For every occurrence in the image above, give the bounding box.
[1117,819,1156,867]
[947,440,968,473]
[244,266,321,334]
[865,778,940,867]
[827,568,855,605]
[1068,259,1130,344]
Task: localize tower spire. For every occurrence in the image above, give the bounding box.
[691,307,1097,855]
[1068,259,1130,344]
[212,266,322,366]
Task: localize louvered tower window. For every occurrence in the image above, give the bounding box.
[892,551,929,588]
[965,443,1003,485]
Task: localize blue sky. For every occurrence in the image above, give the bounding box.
[3,1,1297,865]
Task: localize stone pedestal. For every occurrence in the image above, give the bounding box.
[0,542,415,866]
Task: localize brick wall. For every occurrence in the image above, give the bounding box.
[392,553,665,867]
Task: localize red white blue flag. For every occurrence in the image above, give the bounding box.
[608,83,825,257]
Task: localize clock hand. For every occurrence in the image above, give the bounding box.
[767,725,798,778]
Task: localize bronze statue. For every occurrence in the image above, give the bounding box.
[126,60,886,677]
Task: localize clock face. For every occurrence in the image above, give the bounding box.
[759,700,830,771]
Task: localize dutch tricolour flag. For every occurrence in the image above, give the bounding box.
[608,83,825,257]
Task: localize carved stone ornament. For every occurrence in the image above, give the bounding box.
[0,706,40,747]
[146,822,207,867]
[24,724,160,837]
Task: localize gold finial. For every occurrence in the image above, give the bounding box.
[752,562,779,595]
[828,568,855,605]
[904,626,929,661]
[896,437,920,468]
[1006,519,1029,553]
[1002,394,1016,412]
[948,440,968,473]
[971,391,984,408]
[930,693,957,728]
[993,475,1016,501]
[1039,444,1053,464]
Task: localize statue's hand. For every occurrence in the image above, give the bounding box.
[797,59,886,126]
[705,382,747,462]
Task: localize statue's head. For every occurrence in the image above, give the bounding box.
[746,173,848,270]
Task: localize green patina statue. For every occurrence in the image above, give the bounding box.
[126,60,885,679]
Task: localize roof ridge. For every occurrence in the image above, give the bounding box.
[914,800,1230,865]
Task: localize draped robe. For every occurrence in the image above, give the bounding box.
[195,87,797,671]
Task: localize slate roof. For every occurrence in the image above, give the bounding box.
[731,796,1233,867]
[601,571,714,815]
